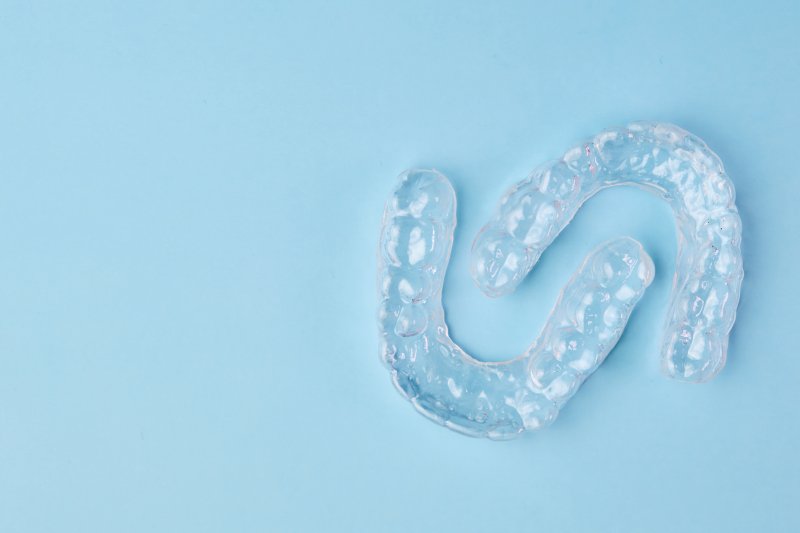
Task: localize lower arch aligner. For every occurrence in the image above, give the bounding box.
[377,122,743,439]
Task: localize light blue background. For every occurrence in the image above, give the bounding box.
[1,1,798,532]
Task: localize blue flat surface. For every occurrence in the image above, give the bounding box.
[1,1,799,531]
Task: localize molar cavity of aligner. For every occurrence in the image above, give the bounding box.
[391,267,434,304]
[552,326,602,373]
[382,216,447,268]
[391,169,455,221]
[500,186,561,247]
[470,228,534,297]
[394,303,428,337]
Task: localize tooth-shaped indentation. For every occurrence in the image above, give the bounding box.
[529,352,564,390]
[394,304,428,338]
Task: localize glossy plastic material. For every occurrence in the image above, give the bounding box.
[377,122,743,439]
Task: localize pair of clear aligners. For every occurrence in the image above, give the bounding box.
[378,123,743,439]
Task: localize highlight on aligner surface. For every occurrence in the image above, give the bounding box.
[377,122,743,439]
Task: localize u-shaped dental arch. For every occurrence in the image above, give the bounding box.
[378,122,743,439]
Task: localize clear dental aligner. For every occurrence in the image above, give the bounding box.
[378,122,743,439]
